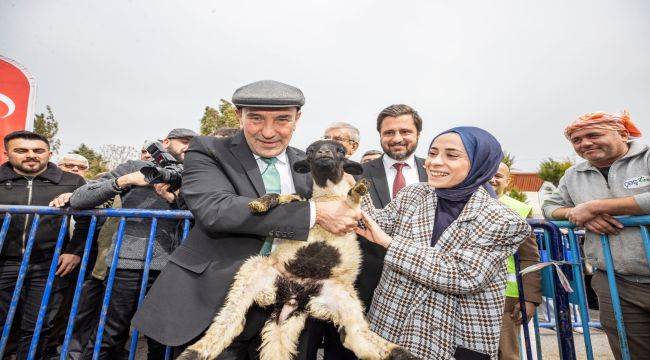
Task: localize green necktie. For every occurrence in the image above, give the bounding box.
[259,157,281,255]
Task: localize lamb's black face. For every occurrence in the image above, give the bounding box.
[294,140,363,187]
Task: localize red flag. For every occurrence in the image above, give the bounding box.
[0,55,36,163]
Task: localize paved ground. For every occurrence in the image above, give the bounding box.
[132,309,615,359]
[133,329,614,360]
[537,327,613,360]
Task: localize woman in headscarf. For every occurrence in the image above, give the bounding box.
[356,126,531,359]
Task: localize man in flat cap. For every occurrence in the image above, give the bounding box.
[69,128,197,359]
[133,80,360,359]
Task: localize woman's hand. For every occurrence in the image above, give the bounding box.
[354,210,392,248]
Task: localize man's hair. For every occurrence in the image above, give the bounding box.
[3,130,50,149]
[376,104,422,133]
[324,122,360,143]
[362,149,383,158]
[210,127,239,138]
[58,153,89,168]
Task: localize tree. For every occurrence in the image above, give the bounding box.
[507,188,528,203]
[72,144,108,179]
[538,158,574,186]
[33,105,61,153]
[199,99,239,135]
[99,144,139,170]
[502,151,515,169]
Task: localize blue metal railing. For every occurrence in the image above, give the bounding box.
[523,220,576,360]
[0,205,192,360]
[551,215,650,360]
[1,204,648,360]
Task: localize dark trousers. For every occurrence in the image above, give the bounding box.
[319,321,357,360]
[173,305,323,360]
[592,271,650,360]
[80,269,164,360]
[0,259,69,360]
[65,277,106,360]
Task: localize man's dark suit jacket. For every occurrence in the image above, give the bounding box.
[132,132,313,346]
[356,155,427,309]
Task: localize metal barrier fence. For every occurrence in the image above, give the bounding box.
[0,205,192,360]
[520,220,576,360]
[550,215,650,360]
[0,205,648,360]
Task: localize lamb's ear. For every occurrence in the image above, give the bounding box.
[343,159,363,175]
[293,160,311,173]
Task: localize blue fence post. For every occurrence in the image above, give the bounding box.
[92,217,127,360]
[547,224,576,360]
[532,311,543,360]
[0,214,41,357]
[182,219,191,241]
[528,220,576,360]
[60,215,99,359]
[0,213,12,253]
[566,229,594,360]
[128,218,158,360]
[513,252,533,360]
[27,215,70,359]
[600,234,631,360]
[639,225,650,270]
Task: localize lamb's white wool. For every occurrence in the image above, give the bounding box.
[179,150,414,360]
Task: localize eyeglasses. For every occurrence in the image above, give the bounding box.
[61,163,89,171]
[323,135,358,145]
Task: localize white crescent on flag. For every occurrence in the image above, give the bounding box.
[0,92,16,118]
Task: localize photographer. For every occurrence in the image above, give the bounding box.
[69,128,197,360]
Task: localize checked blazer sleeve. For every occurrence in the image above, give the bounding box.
[360,192,402,237]
[386,206,529,294]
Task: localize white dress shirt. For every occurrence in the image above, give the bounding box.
[254,150,316,229]
[382,153,420,197]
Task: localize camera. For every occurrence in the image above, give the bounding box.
[140,142,183,192]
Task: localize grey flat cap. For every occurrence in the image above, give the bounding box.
[167,128,198,139]
[232,80,305,108]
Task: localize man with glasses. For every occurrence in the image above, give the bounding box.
[58,154,90,178]
[323,122,360,158]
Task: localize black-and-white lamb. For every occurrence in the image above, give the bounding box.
[179,140,417,360]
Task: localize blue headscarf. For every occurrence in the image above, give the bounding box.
[429,126,503,245]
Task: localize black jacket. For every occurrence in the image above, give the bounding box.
[0,162,90,262]
[355,155,428,309]
[132,133,313,346]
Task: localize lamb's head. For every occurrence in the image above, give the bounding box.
[294,140,363,188]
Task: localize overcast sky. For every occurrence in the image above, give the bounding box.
[1,0,648,170]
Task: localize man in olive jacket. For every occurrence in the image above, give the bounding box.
[0,131,90,359]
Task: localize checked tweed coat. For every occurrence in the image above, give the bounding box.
[361,183,530,359]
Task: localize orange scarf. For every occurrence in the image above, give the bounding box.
[564,110,642,139]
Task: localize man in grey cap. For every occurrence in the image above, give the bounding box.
[69,127,197,359]
[133,80,360,359]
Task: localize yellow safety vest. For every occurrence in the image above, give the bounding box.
[499,195,533,298]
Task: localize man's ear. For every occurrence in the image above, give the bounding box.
[342,159,363,176]
[236,108,244,128]
[293,159,311,173]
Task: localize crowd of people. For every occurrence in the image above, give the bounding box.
[0,79,647,360]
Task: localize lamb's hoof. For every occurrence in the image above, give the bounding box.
[176,349,203,360]
[248,200,268,213]
[349,178,370,197]
[386,347,420,360]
